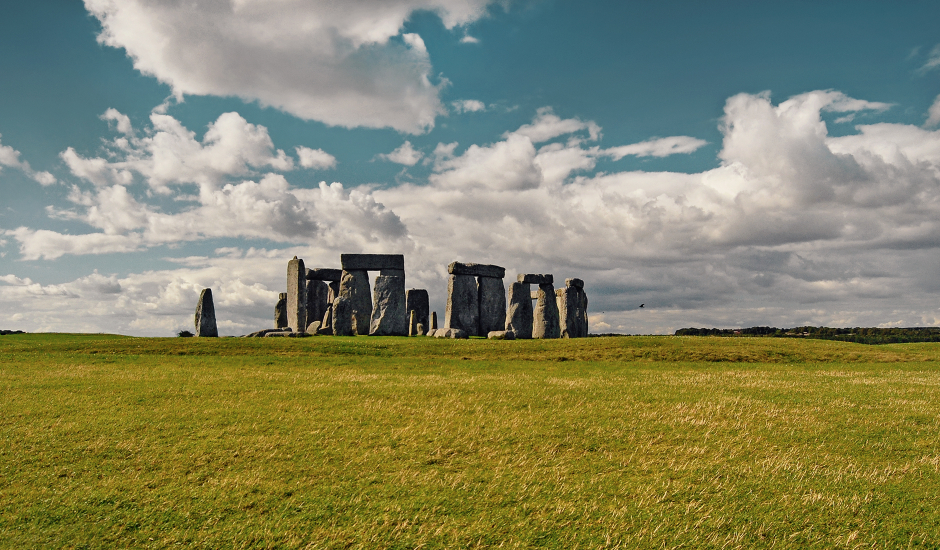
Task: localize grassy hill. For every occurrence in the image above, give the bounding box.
[2,334,939,548]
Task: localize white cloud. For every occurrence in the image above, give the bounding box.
[379,141,423,166]
[295,147,337,170]
[452,99,486,113]
[603,136,708,159]
[510,107,601,143]
[926,94,940,127]
[460,35,480,44]
[0,134,56,186]
[84,0,496,133]
[919,44,940,73]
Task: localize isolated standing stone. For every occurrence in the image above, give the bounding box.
[331,296,354,336]
[339,269,372,335]
[429,311,438,331]
[194,288,218,337]
[305,280,330,332]
[405,289,430,331]
[505,282,533,339]
[370,274,407,336]
[445,274,479,336]
[533,283,560,339]
[478,276,506,335]
[275,292,288,328]
[287,257,306,334]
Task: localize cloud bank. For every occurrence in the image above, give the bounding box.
[84,0,497,133]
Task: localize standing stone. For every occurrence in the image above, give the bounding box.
[429,311,438,331]
[405,289,430,331]
[478,276,506,335]
[318,306,333,335]
[579,287,589,337]
[305,280,330,332]
[370,274,407,336]
[331,296,354,336]
[339,269,372,335]
[533,283,560,339]
[409,311,419,337]
[194,288,218,337]
[556,286,581,338]
[287,257,306,334]
[275,292,288,329]
[444,274,479,336]
[505,282,533,339]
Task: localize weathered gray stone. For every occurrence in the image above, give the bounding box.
[505,282,533,339]
[340,254,404,271]
[425,328,438,337]
[533,283,560,339]
[264,331,292,337]
[331,296,354,336]
[565,278,584,289]
[287,257,306,334]
[518,273,553,285]
[339,269,372,335]
[556,286,582,339]
[409,310,418,337]
[275,292,288,328]
[488,330,515,340]
[308,321,321,334]
[247,328,291,338]
[305,280,330,332]
[327,280,340,304]
[434,327,468,339]
[478,276,506,335]
[429,311,438,331]
[416,323,426,336]
[531,291,539,300]
[405,289,430,331]
[318,306,333,335]
[444,274,479,336]
[305,268,343,281]
[194,288,218,337]
[579,288,589,337]
[448,261,506,279]
[370,274,407,336]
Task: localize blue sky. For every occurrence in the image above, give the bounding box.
[2,1,940,335]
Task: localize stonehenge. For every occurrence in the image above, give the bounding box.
[194,288,218,337]
[229,254,590,340]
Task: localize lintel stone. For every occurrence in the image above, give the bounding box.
[518,273,553,285]
[448,261,506,279]
[341,254,404,271]
[306,268,342,281]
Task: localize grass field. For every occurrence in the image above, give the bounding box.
[2,334,940,548]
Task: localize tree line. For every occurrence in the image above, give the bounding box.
[674,326,940,345]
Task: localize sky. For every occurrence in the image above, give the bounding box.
[2,0,940,336]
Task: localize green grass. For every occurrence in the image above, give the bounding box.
[2,334,940,548]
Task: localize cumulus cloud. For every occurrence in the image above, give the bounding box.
[84,0,497,133]
[510,107,601,143]
[451,99,486,113]
[296,147,337,170]
[0,134,56,186]
[926,94,940,128]
[379,141,424,166]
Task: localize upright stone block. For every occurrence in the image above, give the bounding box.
[409,311,419,337]
[318,306,333,335]
[405,289,430,330]
[331,296,354,336]
[429,311,438,331]
[533,283,560,339]
[194,288,218,337]
[327,280,340,304]
[579,287,589,337]
[556,286,582,338]
[478,276,506,335]
[287,257,306,334]
[505,282,533,339]
[275,292,287,328]
[370,274,407,336]
[339,269,372,335]
[305,280,330,332]
[445,274,479,336]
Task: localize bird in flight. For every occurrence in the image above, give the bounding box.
[639,304,645,308]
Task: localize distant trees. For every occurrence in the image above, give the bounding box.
[674,326,940,345]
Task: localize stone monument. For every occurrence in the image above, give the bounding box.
[194,288,218,337]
